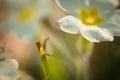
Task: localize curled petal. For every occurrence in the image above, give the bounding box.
[57,15,81,34]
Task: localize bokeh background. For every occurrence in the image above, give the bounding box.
[0,0,120,80]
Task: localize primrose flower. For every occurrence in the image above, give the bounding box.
[5,0,51,41]
[56,0,120,42]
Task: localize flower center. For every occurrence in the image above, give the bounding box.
[80,8,105,26]
[18,7,36,23]
[85,17,95,24]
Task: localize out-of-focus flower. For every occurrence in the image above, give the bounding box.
[4,0,51,41]
[0,59,19,80]
[56,0,120,42]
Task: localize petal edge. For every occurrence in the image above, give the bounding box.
[57,15,81,34]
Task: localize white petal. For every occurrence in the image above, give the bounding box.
[57,15,81,34]
[80,25,114,42]
[56,0,88,17]
[105,0,119,6]
[101,23,120,36]
[109,10,120,26]
[101,11,120,36]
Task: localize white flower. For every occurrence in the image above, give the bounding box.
[56,0,120,42]
[5,0,51,41]
[0,59,18,80]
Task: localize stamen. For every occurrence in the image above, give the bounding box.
[80,8,104,26]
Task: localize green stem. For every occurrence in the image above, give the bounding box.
[41,55,50,80]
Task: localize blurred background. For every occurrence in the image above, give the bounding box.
[0,0,120,80]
